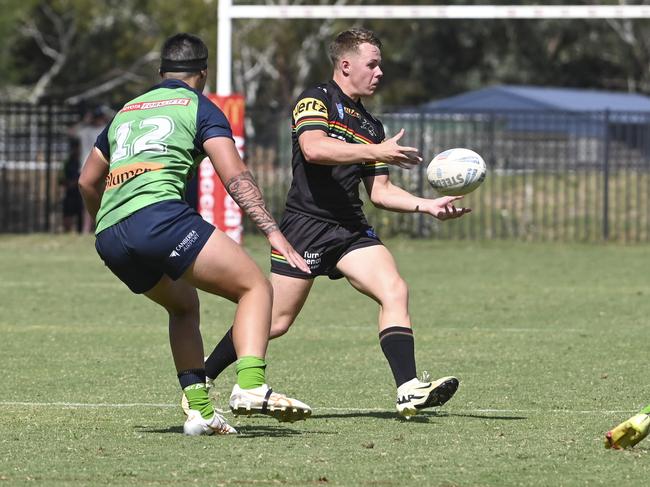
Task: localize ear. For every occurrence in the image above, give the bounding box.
[341,59,350,76]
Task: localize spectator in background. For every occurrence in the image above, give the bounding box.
[59,137,82,232]
[76,106,110,232]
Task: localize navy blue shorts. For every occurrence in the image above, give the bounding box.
[95,199,215,294]
[270,211,382,280]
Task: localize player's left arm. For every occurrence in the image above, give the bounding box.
[363,174,471,220]
[78,147,109,220]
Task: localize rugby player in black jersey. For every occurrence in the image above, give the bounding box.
[203,28,471,418]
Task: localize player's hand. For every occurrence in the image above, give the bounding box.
[376,129,422,169]
[266,230,311,274]
[421,196,471,221]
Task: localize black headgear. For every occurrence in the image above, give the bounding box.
[159,56,207,73]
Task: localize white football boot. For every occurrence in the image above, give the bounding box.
[229,384,312,423]
[183,409,237,436]
[396,374,459,418]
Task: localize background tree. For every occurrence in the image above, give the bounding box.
[2,0,650,110]
[3,0,217,105]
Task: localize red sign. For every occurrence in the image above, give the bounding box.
[198,94,245,243]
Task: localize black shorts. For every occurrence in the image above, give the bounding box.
[95,199,215,294]
[270,211,382,280]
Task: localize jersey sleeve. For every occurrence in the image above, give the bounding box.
[361,161,389,177]
[292,87,330,137]
[195,96,234,149]
[361,119,388,177]
[94,123,111,161]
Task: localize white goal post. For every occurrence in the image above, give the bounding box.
[217,2,650,95]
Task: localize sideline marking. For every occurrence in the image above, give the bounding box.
[0,401,634,415]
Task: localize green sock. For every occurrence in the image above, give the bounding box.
[640,404,650,415]
[183,383,214,420]
[235,356,266,389]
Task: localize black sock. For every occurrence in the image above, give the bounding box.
[379,326,416,388]
[205,327,237,380]
[177,368,206,389]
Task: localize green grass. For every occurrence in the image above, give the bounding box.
[1,234,649,486]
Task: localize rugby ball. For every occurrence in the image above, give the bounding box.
[426,148,487,196]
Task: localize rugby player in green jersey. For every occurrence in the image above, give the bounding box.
[203,28,471,419]
[79,33,312,436]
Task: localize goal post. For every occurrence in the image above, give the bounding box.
[216,2,650,95]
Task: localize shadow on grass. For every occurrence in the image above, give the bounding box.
[311,411,527,422]
[428,411,527,421]
[311,411,432,423]
[134,425,185,434]
[134,424,307,438]
[134,412,527,436]
[235,424,307,438]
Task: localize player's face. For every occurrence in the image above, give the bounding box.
[345,43,383,98]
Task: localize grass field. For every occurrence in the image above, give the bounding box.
[1,234,649,486]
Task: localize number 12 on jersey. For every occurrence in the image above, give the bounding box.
[111,116,175,163]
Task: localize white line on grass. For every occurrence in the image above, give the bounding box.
[0,281,118,288]
[0,401,634,415]
[323,325,586,333]
[1,401,177,408]
[0,323,589,334]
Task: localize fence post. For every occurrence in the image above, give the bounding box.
[45,100,53,232]
[1,105,6,231]
[417,109,425,237]
[602,109,610,241]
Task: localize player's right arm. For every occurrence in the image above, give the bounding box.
[202,137,310,274]
[78,147,109,221]
[293,88,420,167]
[299,128,421,168]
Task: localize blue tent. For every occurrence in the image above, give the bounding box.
[421,85,650,113]
[420,85,650,138]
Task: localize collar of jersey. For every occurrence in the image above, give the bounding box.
[328,79,365,110]
[148,78,200,96]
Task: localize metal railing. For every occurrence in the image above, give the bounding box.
[0,102,80,232]
[2,102,650,242]
[246,109,650,242]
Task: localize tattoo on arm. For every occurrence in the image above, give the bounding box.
[225,171,279,235]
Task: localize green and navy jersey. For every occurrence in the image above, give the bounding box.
[94,79,232,234]
[286,79,389,224]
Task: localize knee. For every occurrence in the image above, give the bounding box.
[245,270,273,298]
[255,276,274,303]
[380,276,409,307]
[166,293,200,320]
[270,317,293,338]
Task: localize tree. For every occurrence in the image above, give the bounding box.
[4,0,217,104]
[4,0,650,110]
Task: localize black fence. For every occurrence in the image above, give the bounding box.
[247,109,650,242]
[0,102,80,232]
[2,102,650,242]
